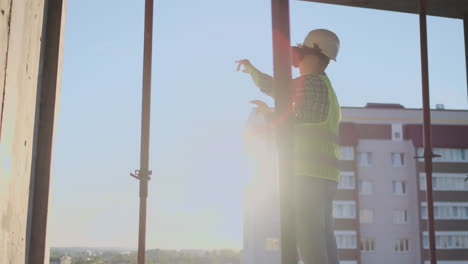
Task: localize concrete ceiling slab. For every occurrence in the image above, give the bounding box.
[300,0,468,19]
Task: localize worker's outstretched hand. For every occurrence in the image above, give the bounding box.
[235,59,252,73]
[250,100,272,115]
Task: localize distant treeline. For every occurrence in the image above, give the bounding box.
[50,248,242,264]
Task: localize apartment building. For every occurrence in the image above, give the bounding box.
[243,103,468,264]
[408,127,468,263]
[344,104,468,264]
[340,104,422,264]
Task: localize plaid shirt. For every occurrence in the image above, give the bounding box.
[248,66,330,123]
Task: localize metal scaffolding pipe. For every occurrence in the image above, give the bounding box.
[464,14,468,101]
[271,1,296,264]
[137,0,154,263]
[417,0,437,263]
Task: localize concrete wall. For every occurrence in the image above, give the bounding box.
[0,0,45,263]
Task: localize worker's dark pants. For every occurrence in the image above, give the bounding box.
[294,176,338,264]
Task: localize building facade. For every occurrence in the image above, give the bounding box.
[243,104,468,264]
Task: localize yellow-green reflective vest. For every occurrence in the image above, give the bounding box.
[294,74,341,182]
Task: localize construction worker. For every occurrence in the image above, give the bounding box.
[236,29,341,264]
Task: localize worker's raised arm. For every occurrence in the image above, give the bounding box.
[235,59,273,97]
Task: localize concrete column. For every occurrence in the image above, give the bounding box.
[27,0,66,263]
[0,0,47,263]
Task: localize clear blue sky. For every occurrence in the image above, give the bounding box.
[49,0,467,249]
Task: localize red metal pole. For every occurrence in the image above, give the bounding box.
[271,1,296,264]
[137,0,154,263]
[417,0,437,263]
[464,14,468,101]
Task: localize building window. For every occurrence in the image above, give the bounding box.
[333,201,356,219]
[360,209,374,224]
[358,152,372,167]
[421,202,468,220]
[393,209,408,224]
[391,153,405,167]
[265,237,279,251]
[392,181,406,195]
[359,180,373,195]
[394,239,410,252]
[423,232,468,249]
[335,231,357,249]
[338,172,355,190]
[392,123,403,141]
[417,148,468,163]
[360,237,375,252]
[340,146,354,160]
[420,173,468,191]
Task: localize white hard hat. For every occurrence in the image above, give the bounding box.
[298,29,340,61]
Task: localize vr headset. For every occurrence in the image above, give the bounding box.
[291,46,322,68]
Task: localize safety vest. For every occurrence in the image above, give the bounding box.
[293,74,341,182]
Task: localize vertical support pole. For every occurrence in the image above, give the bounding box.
[28,0,66,263]
[417,0,437,263]
[271,1,296,264]
[464,14,468,102]
[137,0,154,263]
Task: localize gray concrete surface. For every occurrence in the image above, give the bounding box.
[1,0,65,263]
[1,1,47,263]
